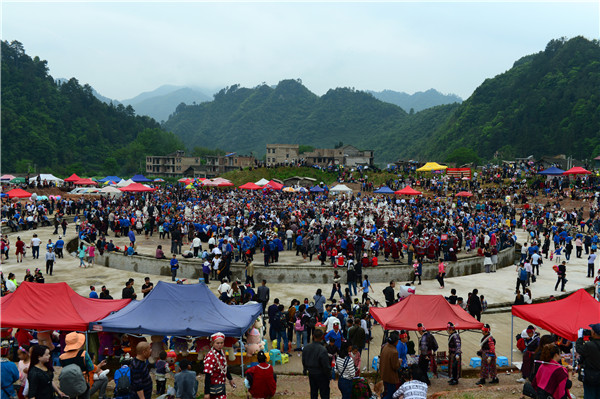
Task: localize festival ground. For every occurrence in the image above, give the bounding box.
[0,224,593,398]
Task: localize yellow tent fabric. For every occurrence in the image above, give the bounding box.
[416,162,448,172]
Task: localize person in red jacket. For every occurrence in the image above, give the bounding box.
[246,351,276,399]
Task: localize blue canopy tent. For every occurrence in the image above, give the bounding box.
[89,281,262,337]
[98,176,122,183]
[538,166,565,176]
[309,186,325,193]
[130,174,152,183]
[374,186,394,194]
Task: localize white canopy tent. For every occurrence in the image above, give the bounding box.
[255,178,269,186]
[100,186,123,196]
[32,174,64,183]
[116,179,134,187]
[330,184,353,193]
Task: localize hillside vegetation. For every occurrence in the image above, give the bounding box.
[428,36,600,161]
[164,80,460,164]
[1,40,184,175]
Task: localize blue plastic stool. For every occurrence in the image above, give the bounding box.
[469,357,481,368]
[269,349,282,365]
[372,356,379,371]
[496,356,509,367]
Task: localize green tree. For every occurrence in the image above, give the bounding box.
[445,147,480,166]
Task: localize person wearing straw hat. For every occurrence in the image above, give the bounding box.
[203,333,235,399]
[59,332,95,399]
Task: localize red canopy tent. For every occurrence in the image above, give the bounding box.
[370,295,484,331]
[512,289,600,342]
[64,173,81,182]
[394,186,422,196]
[455,191,473,197]
[563,167,592,175]
[74,178,98,186]
[0,282,130,331]
[239,182,262,190]
[6,188,32,199]
[119,183,155,192]
[264,180,284,190]
[178,178,194,184]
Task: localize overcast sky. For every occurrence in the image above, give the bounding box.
[3,1,598,101]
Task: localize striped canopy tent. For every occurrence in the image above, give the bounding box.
[0,175,16,181]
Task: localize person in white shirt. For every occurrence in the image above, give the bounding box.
[191,235,202,258]
[217,278,231,302]
[208,236,216,250]
[323,310,341,332]
[530,251,541,276]
[393,365,428,399]
[30,234,41,259]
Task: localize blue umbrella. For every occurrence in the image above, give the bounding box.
[374,186,394,194]
[538,167,565,176]
[309,186,325,193]
[98,175,122,183]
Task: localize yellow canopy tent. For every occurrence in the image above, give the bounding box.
[416,162,448,172]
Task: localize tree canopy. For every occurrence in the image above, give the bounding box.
[1,40,184,175]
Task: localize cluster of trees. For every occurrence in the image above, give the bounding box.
[1,40,184,175]
[428,36,600,163]
[164,79,459,164]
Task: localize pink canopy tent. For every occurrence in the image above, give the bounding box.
[239,182,262,190]
[119,183,155,192]
[74,178,98,186]
[264,180,284,190]
[395,186,422,195]
[455,191,473,197]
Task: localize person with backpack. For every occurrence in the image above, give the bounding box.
[294,304,308,352]
[516,262,528,294]
[276,304,290,353]
[113,355,131,399]
[58,333,94,399]
[346,256,357,296]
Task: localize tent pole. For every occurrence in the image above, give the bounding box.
[85,331,89,354]
[240,335,244,379]
[510,315,514,366]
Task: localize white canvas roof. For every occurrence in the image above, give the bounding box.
[330,184,353,192]
[116,179,134,187]
[255,178,269,186]
[32,174,64,182]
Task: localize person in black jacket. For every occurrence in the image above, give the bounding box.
[302,329,331,399]
[576,324,600,399]
[468,288,482,321]
[383,281,396,307]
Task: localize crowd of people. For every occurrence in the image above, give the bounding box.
[2,170,600,399]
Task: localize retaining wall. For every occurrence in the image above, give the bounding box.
[82,238,517,284]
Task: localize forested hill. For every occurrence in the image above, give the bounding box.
[427,36,600,162]
[1,40,184,175]
[164,79,460,163]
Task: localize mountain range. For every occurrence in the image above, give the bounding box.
[367,89,462,112]
[2,36,598,175]
[90,84,459,123]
